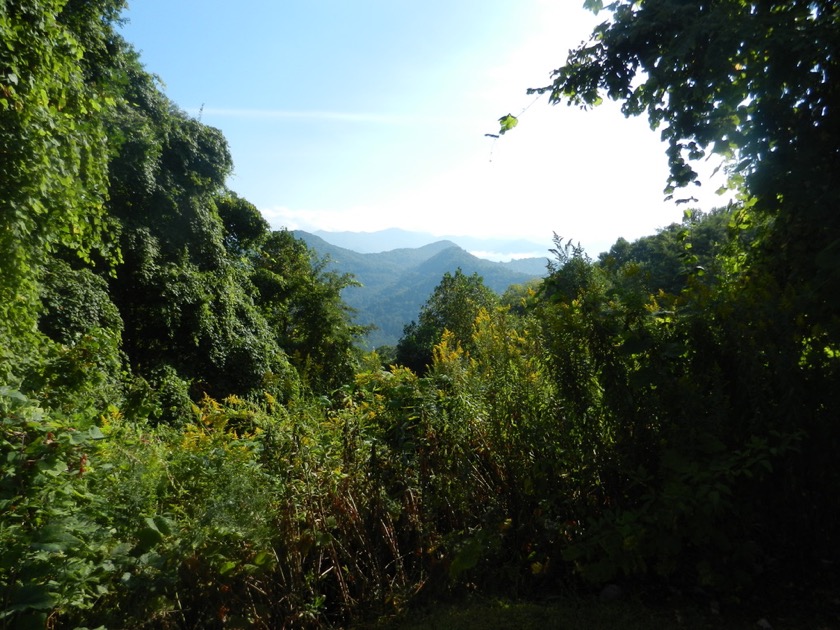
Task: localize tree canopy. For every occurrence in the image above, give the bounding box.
[0,0,125,377]
[534,0,839,335]
[396,269,497,374]
[2,2,840,626]
[0,1,365,403]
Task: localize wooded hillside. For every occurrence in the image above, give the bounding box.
[294,231,547,347]
[1,1,838,627]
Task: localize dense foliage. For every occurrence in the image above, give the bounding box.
[1,1,838,628]
[0,0,124,381]
[396,269,498,374]
[535,0,840,338]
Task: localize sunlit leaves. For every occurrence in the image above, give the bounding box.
[0,0,124,377]
[397,269,498,374]
[545,0,838,196]
[497,113,518,135]
[583,0,605,14]
[0,388,120,624]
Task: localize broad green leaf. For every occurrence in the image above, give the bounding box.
[497,113,518,135]
[37,457,68,476]
[5,612,48,630]
[6,584,56,611]
[133,526,164,555]
[152,515,174,536]
[449,536,484,579]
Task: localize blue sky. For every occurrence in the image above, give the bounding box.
[119,1,729,257]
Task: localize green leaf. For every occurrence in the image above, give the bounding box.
[37,457,68,476]
[70,430,89,445]
[6,584,56,611]
[152,515,173,536]
[133,526,164,555]
[449,536,484,579]
[253,551,271,566]
[35,524,82,547]
[497,113,518,135]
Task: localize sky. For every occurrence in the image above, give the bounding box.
[119,1,730,258]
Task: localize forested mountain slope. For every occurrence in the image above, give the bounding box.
[2,1,838,628]
[293,230,547,346]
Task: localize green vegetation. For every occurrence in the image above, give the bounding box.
[375,596,741,630]
[396,269,499,374]
[1,1,838,628]
[293,231,545,348]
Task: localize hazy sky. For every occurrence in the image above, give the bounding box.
[119,1,729,256]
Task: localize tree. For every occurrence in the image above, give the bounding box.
[396,269,497,374]
[216,191,270,258]
[100,54,297,402]
[0,0,125,380]
[252,230,365,393]
[534,0,840,335]
[525,4,840,582]
[597,208,731,296]
[500,278,541,316]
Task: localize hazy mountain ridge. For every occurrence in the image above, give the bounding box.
[293,230,548,347]
[312,228,550,259]
[500,257,552,275]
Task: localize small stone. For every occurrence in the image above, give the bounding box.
[756,618,773,630]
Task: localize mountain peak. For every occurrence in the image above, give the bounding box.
[293,230,548,348]
[310,228,550,261]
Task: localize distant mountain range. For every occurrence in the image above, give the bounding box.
[293,230,551,348]
[312,228,550,260]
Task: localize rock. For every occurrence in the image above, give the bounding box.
[756,618,773,629]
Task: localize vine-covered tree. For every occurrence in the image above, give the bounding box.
[216,191,270,258]
[100,54,290,401]
[0,0,125,379]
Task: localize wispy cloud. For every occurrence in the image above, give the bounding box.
[191,107,465,125]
